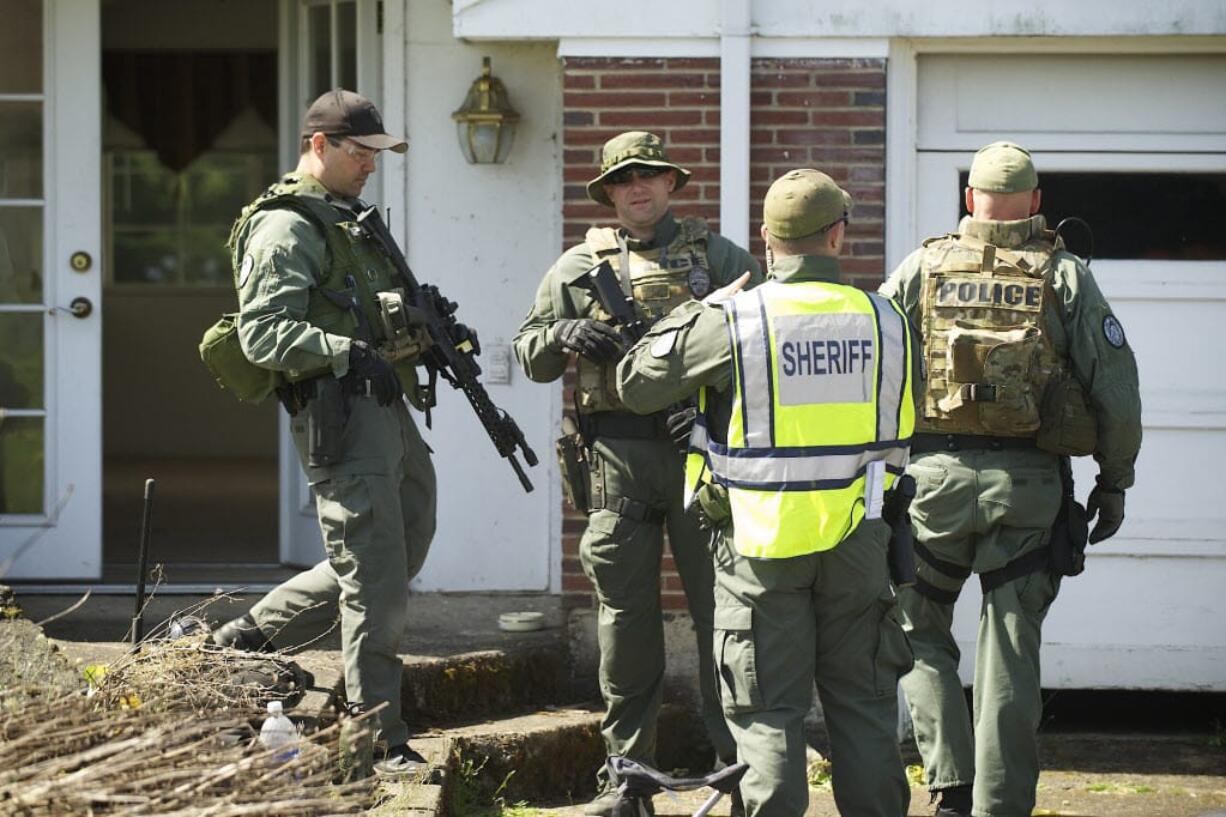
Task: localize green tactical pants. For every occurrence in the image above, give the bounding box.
[898,448,1062,817]
[580,433,737,785]
[712,518,913,817]
[250,396,437,748]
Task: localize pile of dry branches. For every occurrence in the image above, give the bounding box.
[0,607,378,816]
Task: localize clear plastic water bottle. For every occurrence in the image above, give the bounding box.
[259,700,299,761]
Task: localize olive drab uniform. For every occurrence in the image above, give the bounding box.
[231,173,437,749]
[618,254,918,817]
[881,215,1141,817]
[513,211,760,787]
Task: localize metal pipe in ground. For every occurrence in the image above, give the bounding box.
[130,478,155,645]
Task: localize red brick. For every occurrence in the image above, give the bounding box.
[752,71,814,88]
[812,110,883,127]
[751,109,810,126]
[816,72,886,89]
[564,73,596,89]
[776,129,852,146]
[669,128,721,143]
[600,110,703,127]
[601,72,707,89]
[562,573,593,592]
[851,241,885,256]
[669,91,720,106]
[665,58,720,70]
[565,91,669,108]
[777,90,859,108]
[564,148,595,165]
[565,128,628,146]
[750,147,804,163]
[661,593,691,611]
[566,57,665,70]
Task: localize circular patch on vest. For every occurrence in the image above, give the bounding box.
[1102,314,1127,349]
[238,254,255,287]
[687,265,712,298]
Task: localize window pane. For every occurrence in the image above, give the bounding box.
[0,103,42,199]
[338,1,357,92]
[0,416,43,515]
[309,4,332,100]
[0,313,43,409]
[959,171,1226,261]
[112,229,179,284]
[0,207,43,303]
[0,0,42,94]
[110,153,178,227]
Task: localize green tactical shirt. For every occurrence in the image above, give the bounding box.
[880,215,1142,491]
[232,174,355,380]
[512,210,762,384]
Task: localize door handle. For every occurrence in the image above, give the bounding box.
[49,297,93,318]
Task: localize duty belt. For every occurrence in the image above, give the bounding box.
[581,411,668,440]
[911,433,1037,454]
[277,374,381,415]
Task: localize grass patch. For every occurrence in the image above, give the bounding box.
[449,752,548,817]
[807,756,833,790]
[905,764,925,787]
[1086,781,1158,795]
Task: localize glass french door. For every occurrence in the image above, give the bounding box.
[0,0,103,579]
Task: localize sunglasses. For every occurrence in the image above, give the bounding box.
[327,137,378,163]
[604,164,669,186]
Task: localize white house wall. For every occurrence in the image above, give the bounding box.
[401,0,563,592]
[454,0,1226,40]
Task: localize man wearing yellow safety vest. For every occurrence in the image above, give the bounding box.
[617,169,920,817]
[880,142,1142,817]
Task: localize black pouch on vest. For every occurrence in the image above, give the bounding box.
[306,377,348,467]
[1049,457,1089,577]
[555,415,590,513]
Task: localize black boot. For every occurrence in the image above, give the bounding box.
[934,785,972,817]
[211,614,274,652]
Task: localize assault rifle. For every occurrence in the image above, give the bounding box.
[355,206,539,493]
[586,260,648,344]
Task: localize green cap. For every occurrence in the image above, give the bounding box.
[587,131,690,207]
[967,141,1038,193]
[762,169,853,240]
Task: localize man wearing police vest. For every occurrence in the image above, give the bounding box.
[880,142,1142,817]
[618,169,919,817]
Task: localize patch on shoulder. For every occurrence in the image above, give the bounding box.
[238,254,255,287]
[1102,314,1126,349]
[650,329,680,358]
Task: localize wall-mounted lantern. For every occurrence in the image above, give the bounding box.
[451,57,520,165]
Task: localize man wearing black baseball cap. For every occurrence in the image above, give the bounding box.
[212,89,436,780]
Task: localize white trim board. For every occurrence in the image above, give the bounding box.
[555,36,889,59]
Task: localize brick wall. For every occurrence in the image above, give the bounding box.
[559,55,887,610]
[749,58,887,289]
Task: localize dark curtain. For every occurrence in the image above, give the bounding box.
[102,51,278,172]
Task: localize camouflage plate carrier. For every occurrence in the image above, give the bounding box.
[573,216,711,413]
[917,229,1095,453]
[203,175,425,402]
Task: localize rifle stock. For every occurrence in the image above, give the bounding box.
[355,206,539,492]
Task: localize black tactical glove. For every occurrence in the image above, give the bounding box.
[666,404,698,454]
[549,318,624,363]
[347,339,402,407]
[1086,480,1125,544]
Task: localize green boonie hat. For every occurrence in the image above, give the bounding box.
[587,131,690,207]
[967,141,1037,193]
[763,169,853,240]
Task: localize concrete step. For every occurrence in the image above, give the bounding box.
[401,644,572,727]
[433,702,713,810]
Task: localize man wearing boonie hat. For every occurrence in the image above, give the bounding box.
[881,141,1141,817]
[617,169,920,817]
[212,88,437,780]
[514,131,760,815]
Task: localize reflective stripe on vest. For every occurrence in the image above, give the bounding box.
[695,280,914,558]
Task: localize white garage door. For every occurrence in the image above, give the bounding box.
[914,54,1226,690]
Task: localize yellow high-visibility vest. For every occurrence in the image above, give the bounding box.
[685,280,916,558]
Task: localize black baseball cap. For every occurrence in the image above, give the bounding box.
[301,88,407,154]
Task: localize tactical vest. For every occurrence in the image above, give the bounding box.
[227,175,419,392]
[917,231,1067,439]
[574,217,711,413]
[684,281,916,559]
